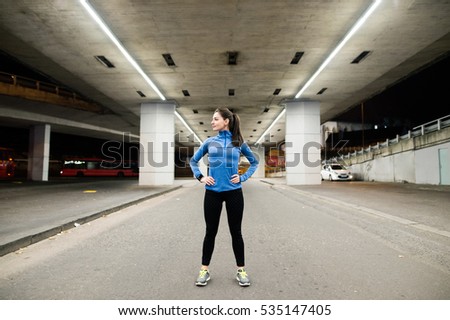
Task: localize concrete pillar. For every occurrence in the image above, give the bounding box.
[28,124,51,181]
[284,100,321,185]
[252,145,265,178]
[139,102,176,186]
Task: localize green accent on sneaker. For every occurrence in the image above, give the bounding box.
[195,269,210,286]
[236,268,250,286]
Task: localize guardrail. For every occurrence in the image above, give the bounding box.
[0,71,104,113]
[334,114,450,160]
[0,71,82,99]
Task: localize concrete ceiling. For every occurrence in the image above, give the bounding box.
[0,0,449,146]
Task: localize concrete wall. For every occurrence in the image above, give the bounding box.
[346,126,450,185]
[415,142,450,184]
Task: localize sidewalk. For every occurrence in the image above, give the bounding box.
[262,177,450,238]
[0,177,194,256]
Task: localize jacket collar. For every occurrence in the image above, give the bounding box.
[218,130,232,138]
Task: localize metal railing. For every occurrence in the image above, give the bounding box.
[0,71,85,100]
[334,114,450,160]
[0,71,105,113]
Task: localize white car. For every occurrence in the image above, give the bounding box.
[321,164,353,181]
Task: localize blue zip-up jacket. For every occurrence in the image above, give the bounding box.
[190,130,259,192]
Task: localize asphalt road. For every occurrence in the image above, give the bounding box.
[0,179,449,300]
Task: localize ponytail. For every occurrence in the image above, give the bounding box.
[231,113,244,147]
[215,107,244,147]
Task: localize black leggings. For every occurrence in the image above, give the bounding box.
[202,188,245,267]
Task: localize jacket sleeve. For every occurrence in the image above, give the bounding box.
[239,143,259,182]
[189,140,209,179]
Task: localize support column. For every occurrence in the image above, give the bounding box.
[284,100,321,185]
[139,102,176,186]
[28,124,51,181]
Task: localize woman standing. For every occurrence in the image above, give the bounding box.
[190,107,259,287]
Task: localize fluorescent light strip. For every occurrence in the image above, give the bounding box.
[256,108,286,145]
[175,110,202,143]
[80,0,166,101]
[256,0,381,145]
[294,0,381,99]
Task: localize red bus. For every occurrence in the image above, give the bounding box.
[60,158,138,177]
[0,147,16,178]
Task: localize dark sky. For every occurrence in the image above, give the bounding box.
[335,52,450,129]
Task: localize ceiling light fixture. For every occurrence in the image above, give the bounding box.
[227,51,238,65]
[79,0,166,101]
[94,55,115,68]
[162,53,176,67]
[294,0,381,99]
[174,110,202,143]
[317,88,327,95]
[136,90,146,97]
[351,50,371,64]
[290,51,304,65]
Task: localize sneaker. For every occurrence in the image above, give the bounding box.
[195,269,210,286]
[236,268,251,287]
